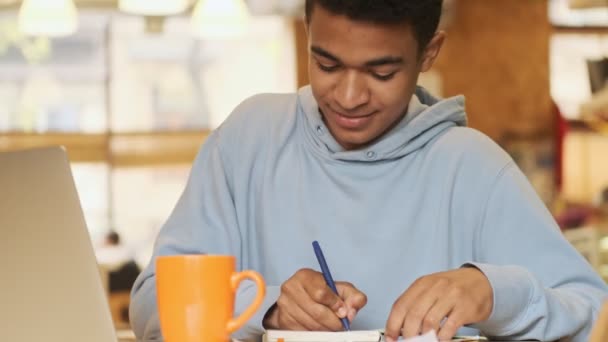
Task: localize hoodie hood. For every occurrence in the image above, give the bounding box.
[298,85,467,162]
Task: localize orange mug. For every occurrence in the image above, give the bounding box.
[156,255,265,342]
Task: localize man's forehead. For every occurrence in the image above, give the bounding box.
[308,7,417,58]
[308,4,413,34]
[309,26,416,64]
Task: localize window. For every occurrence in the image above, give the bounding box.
[0,11,297,265]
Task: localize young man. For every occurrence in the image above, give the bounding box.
[130,1,608,341]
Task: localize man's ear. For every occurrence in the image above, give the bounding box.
[420,31,446,72]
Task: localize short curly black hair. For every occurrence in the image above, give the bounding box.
[305,0,443,52]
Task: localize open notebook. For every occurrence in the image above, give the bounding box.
[263,330,486,342]
[263,330,383,342]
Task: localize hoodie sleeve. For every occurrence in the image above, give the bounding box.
[468,162,608,341]
[128,130,276,341]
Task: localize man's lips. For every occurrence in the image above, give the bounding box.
[332,109,375,129]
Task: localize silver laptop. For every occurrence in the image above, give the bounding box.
[0,146,118,342]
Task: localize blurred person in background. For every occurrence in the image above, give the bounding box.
[96,230,140,293]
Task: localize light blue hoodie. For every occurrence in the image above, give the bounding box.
[130,86,608,341]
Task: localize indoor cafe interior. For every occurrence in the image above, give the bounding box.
[0,0,608,341]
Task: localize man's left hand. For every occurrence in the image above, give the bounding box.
[384,267,493,342]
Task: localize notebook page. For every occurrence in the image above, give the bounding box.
[264,330,382,342]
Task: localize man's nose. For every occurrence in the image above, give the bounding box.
[334,71,370,111]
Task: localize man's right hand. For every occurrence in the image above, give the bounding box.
[263,268,367,331]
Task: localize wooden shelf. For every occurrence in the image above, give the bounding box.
[110,131,210,167]
[552,26,608,34]
[0,133,108,162]
[0,130,211,166]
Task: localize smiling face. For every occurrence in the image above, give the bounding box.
[307,4,444,150]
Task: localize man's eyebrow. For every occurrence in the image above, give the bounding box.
[311,46,341,63]
[364,56,404,67]
[311,45,404,67]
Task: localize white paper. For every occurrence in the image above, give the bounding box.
[391,330,438,342]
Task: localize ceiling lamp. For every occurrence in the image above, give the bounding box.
[191,0,250,39]
[18,0,78,37]
[118,0,190,16]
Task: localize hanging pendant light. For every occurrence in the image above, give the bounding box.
[191,0,250,39]
[18,0,78,37]
[118,0,190,16]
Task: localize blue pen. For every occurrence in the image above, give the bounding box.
[312,240,351,331]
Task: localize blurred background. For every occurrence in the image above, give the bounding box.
[0,0,607,335]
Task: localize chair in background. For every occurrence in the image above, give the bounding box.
[99,263,137,328]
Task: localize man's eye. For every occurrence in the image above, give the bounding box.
[371,72,396,81]
[317,62,340,72]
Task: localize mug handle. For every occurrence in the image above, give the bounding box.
[226,270,266,334]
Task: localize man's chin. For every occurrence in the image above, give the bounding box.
[334,134,375,151]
